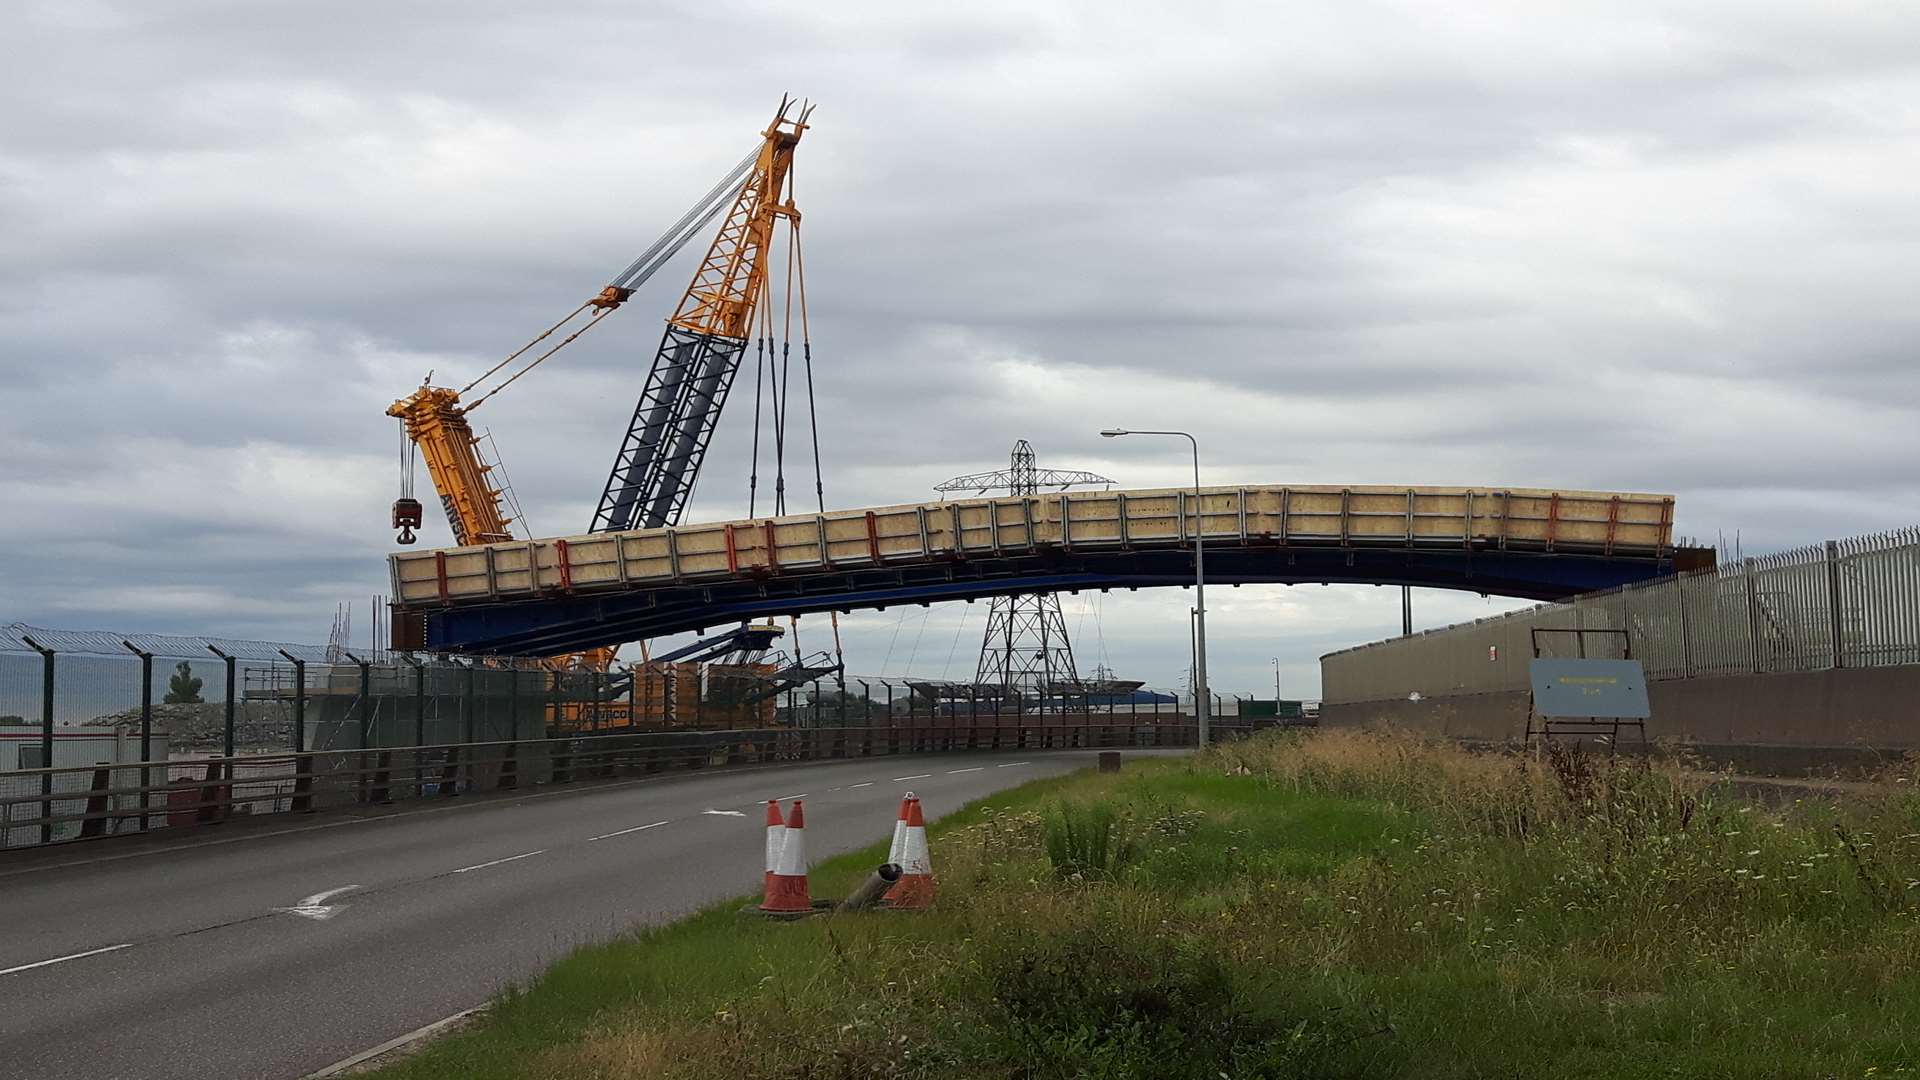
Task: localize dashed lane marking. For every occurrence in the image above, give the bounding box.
[947,767,984,774]
[996,761,1031,768]
[850,782,875,789]
[587,821,668,842]
[702,809,747,817]
[768,793,808,803]
[451,850,545,874]
[891,774,933,781]
[0,943,134,977]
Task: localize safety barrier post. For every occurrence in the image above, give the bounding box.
[499,740,519,790]
[79,767,112,838]
[370,751,393,804]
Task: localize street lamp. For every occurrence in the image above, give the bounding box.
[1100,428,1209,748]
[1272,656,1281,705]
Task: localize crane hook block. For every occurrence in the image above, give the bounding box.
[591,285,634,311]
[393,498,424,545]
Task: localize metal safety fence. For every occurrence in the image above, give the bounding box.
[1322,527,1920,703]
[1,621,1304,849]
[0,719,1281,851]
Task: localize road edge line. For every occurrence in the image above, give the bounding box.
[303,1003,489,1078]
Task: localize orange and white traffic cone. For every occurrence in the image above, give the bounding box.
[761,799,812,913]
[763,799,785,895]
[885,791,913,867]
[884,796,936,909]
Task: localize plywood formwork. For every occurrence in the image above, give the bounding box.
[391,485,1676,609]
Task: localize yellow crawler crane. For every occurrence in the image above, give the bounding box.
[385,99,822,724]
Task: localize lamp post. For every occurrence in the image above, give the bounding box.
[1100,428,1208,748]
[1272,656,1281,705]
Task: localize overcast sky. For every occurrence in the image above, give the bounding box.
[3,0,1915,697]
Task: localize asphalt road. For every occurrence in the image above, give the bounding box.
[0,749,1145,1079]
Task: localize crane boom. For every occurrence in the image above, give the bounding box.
[591,98,812,533]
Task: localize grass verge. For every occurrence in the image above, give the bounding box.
[370,731,1920,1079]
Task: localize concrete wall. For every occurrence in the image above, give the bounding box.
[1322,666,1920,771]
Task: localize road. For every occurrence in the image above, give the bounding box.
[0,749,1140,1079]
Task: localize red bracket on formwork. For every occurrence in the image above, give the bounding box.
[1545,493,1561,552]
[724,524,740,574]
[1604,496,1621,556]
[553,538,575,593]
[1658,498,1674,550]
[763,520,779,573]
[865,511,884,565]
[434,551,449,602]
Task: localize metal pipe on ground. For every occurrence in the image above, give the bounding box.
[838,863,904,912]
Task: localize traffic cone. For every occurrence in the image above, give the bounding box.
[761,799,812,913]
[885,791,913,867]
[763,799,785,895]
[884,797,936,909]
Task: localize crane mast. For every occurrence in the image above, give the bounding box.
[592,100,811,533]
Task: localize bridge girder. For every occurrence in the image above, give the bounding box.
[415,543,1679,656]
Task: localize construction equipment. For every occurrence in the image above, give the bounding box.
[385,98,829,726]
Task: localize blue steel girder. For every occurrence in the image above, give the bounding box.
[419,543,1677,656]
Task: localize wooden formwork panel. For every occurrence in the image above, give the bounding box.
[391,484,1677,607]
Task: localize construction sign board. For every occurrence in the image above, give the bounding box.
[1529,659,1651,719]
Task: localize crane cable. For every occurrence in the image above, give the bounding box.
[455,145,761,412]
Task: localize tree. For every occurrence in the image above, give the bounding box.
[165,660,204,704]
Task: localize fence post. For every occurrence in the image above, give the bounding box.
[1826,539,1846,669]
[207,645,238,759]
[462,659,476,745]
[1744,561,1763,674]
[406,655,426,795]
[22,635,55,845]
[276,653,306,755]
[507,664,520,741]
[124,641,155,832]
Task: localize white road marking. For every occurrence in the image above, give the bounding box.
[769,793,808,803]
[892,773,933,781]
[451,850,545,874]
[997,761,1031,768]
[0,943,134,977]
[274,884,361,920]
[303,1003,491,1078]
[947,767,984,774]
[586,821,668,842]
[850,782,875,789]
[702,809,747,817]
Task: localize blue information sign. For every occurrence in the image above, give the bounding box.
[1529,659,1651,719]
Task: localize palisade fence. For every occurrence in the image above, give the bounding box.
[0,622,1258,850]
[1323,528,1920,703]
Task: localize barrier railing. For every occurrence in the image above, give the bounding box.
[0,717,1288,850]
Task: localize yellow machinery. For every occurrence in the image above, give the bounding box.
[386,99,823,723]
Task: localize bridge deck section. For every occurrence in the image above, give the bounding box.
[390,485,1679,655]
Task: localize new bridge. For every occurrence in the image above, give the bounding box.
[390,484,1689,655]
